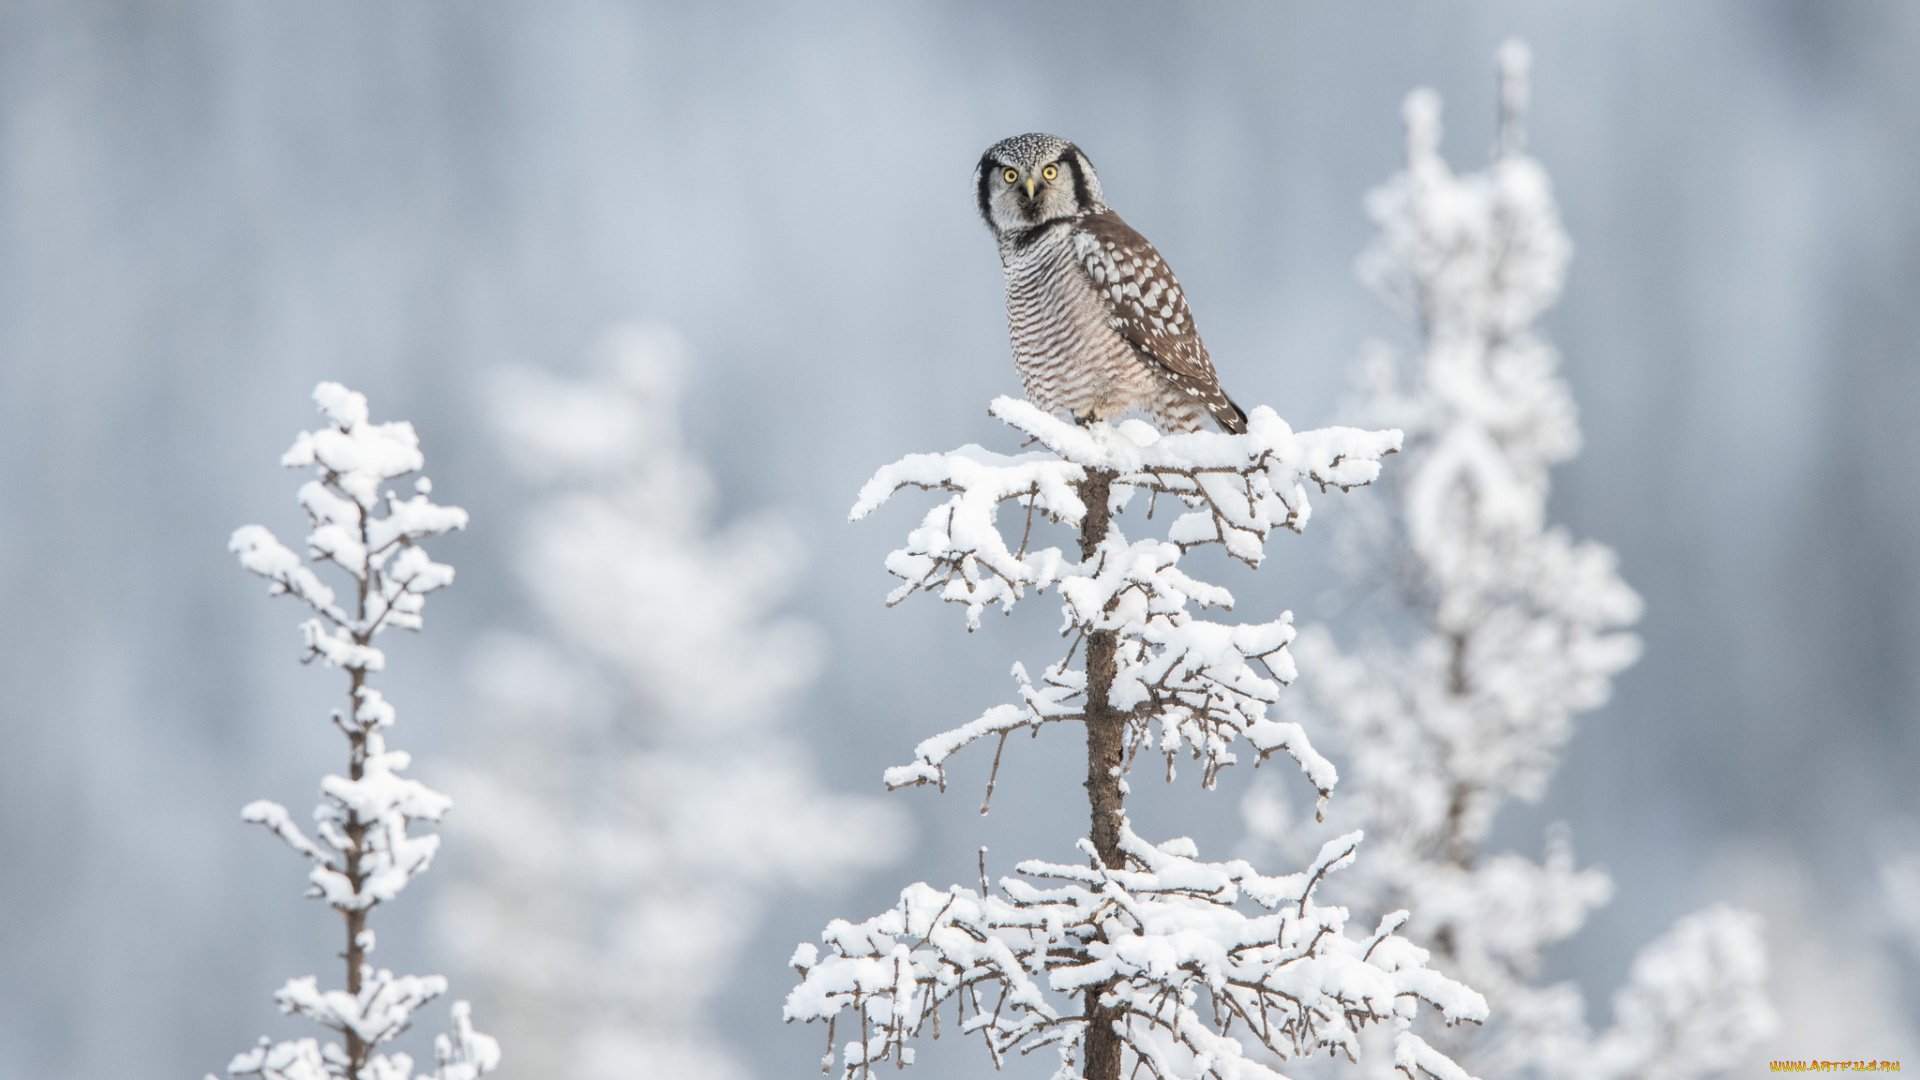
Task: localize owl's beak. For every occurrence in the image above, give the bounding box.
[1025,176,1037,199]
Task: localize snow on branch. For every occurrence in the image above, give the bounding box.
[787,820,1485,1080]
[864,399,1393,810]
[854,398,1398,625]
[217,382,495,1080]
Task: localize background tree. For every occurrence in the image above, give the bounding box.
[221,383,498,1080]
[434,325,907,1080]
[1243,43,1773,1080]
[787,396,1489,1080]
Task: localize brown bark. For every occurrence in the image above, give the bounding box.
[343,525,372,1073]
[1077,468,1125,1080]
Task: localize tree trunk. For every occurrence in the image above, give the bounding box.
[344,563,372,1074]
[1077,467,1125,1080]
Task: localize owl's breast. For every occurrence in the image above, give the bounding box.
[999,224,1155,422]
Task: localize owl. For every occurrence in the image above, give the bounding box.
[974,132,1247,435]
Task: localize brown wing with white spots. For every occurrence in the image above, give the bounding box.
[1072,210,1247,434]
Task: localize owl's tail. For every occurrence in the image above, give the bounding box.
[1214,396,1248,435]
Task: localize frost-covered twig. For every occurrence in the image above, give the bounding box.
[217,383,497,1080]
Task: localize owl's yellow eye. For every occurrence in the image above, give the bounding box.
[1042,164,1059,181]
[1003,168,1019,184]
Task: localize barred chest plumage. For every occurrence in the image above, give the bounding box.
[998,219,1208,432]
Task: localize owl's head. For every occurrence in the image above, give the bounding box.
[975,133,1105,237]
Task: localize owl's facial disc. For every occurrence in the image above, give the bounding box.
[977,135,1103,235]
[998,159,1071,225]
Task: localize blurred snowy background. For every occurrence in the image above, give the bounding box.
[2,1,1917,1077]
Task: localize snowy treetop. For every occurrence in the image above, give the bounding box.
[1357,58,1580,546]
[231,381,468,672]
[282,384,429,509]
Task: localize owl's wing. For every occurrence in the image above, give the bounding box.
[1073,210,1247,434]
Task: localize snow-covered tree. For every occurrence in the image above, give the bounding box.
[434,324,906,1080]
[787,396,1489,1080]
[220,383,498,1080]
[1243,42,1773,1080]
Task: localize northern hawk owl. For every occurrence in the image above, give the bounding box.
[975,132,1247,435]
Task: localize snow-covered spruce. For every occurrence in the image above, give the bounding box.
[788,397,1487,1079]
[218,383,498,1080]
[1246,43,1772,1080]
[434,325,904,1080]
